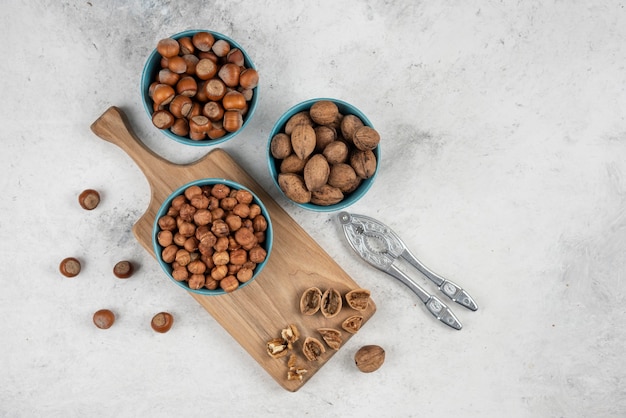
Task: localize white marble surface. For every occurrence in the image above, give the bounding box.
[2,1,626,416]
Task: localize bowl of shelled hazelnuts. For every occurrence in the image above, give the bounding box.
[267,98,380,212]
[141,29,259,146]
[153,179,272,295]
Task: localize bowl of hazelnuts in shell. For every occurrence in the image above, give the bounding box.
[141,29,259,146]
[153,179,272,295]
[267,98,380,212]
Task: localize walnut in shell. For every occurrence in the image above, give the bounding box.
[309,100,339,125]
[290,124,316,160]
[345,288,371,311]
[353,126,380,151]
[350,149,377,179]
[320,288,342,318]
[323,140,349,164]
[310,184,344,206]
[355,345,385,373]
[279,154,308,174]
[340,114,364,143]
[278,173,311,204]
[303,154,330,192]
[302,336,326,361]
[328,163,360,193]
[284,111,313,135]
[314,125,337,152]
[300,287,322,315]
[342,315,364,334]
[317,328,343,350]
[270,133,293,159]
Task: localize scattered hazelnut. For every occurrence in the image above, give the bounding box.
[354,345,385,373]
[59,257,81,277]
[93,309,115,329]
[151,312,174,333]
[78,189,100,210]
[113,260,134,279]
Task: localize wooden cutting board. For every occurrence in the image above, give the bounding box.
[90,107,376,392]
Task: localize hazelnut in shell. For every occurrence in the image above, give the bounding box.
[113,260,134,279]
[93,309,115,329]
[151,312,174,333]
[59,257,81,277]
[78,189,100,210]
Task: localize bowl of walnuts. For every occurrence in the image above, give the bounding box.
[267,98,380,212]
[153,179,272,295]
[141,29,259,146]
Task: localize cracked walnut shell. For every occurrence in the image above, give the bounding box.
[317,328,343,350]
[302,337,326,361]
[300,287,322,315]
[320,288,342,318]
[342,315,364,334]
[345,288,371,311]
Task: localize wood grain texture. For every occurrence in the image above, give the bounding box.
[90,107,376,391]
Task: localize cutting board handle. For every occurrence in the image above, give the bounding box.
[90,106,174,179]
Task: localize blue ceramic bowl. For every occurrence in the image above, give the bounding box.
[153,179,273,295]
[267,98,380,212]
[141,29,258,146]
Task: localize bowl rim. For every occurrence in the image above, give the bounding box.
[141,29,259,147]
[267,97,380,212]
[152,178,273,295]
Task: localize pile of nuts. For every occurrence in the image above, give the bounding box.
[266,286,374,382]
[156,183,268,293]
[148,32,258,141]
[270,100,379,206]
